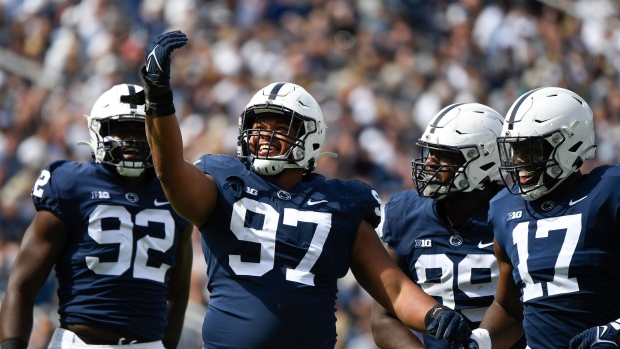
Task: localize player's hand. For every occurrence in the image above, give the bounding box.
[569,320,620,349]
[425,305,472,344]
[144,30,187,87]
[463,329,492,349]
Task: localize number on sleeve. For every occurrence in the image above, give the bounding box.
[32,170,51,198]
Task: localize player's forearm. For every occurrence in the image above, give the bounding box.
[0,294,34,341]
[163,296,188,348]
[145,115,186,183]
[479,301,524,348]
[371,302,425,349]
[390,281,438,332]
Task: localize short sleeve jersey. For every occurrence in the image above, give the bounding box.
[32,160,190,341]
[194,154,381,349]
[382,189,499,349]
[489,165,620,349]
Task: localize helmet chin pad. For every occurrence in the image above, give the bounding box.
[116,163,146,177]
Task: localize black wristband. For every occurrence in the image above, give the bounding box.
[0,339,28,349]
[162,339,178,349]
[424,304,452,328]
[140,66,176,117]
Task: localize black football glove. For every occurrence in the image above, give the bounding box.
[425,304,472,344]
[569,320,620,349]
[122,30,188,116]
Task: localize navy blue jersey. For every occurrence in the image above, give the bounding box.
[194,154,381,349]
[382,190,499,349]
[31,160,190,341]
[489,165,620,349]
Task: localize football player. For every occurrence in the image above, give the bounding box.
[465,87,620,349]
[0,84,193,349]
[371,103,525,349]
[126,30,473,348]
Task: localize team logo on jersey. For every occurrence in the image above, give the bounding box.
[277,190,291,200]
[91,191,110,199]
[415,239,432,248]
[125,192,139,202]
[506,210,522,221]
[541,200,554,211]
[449,235,463,246]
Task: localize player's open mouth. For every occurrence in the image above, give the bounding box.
[518,170,538,185]
[258,144,279,156]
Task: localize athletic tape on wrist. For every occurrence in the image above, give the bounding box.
[470,328,492,349]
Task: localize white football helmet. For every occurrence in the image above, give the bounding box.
[497,87,596,201]
[237,82,335,175]
[413,103,504,200]
[79,84,152,177]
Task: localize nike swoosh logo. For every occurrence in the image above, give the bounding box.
[307,199,328,206]
[569,196,587,206]
[600,325,608,336]
[146,46,162,72]
[154,199,170,206]
[478,241,494,249]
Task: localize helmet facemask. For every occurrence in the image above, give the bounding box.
[500,87,598,201]
[95,119,153,177]
[238,105,318,175]
[497,134,563,201]
[412,143,473,200]
[79,84,152,177]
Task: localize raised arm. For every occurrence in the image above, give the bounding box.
[0,210,66,347]
[351,220,471,344]
[134,31,218,227]
[370,245,425,349]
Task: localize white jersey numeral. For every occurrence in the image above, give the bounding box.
[32,170,51,198]
[414,253,498,322]
[229,198,333,286]
[512,214,581,302]
[86,205,175,283]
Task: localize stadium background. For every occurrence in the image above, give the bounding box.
[1,0,620,347]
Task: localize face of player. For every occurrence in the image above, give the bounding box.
[509,139,552,187]
[248,113,299,158]
[423,147,464,184]
[107,120,150,163]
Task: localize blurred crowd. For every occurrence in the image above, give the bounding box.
[2,0,620,347]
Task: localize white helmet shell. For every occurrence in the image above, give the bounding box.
[81,84,152,177]
[413,102,505,199]
[237,82,329,175]
[498,87,596,200]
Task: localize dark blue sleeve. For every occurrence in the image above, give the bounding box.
[31,161,68,217]
[381,193,400,246]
